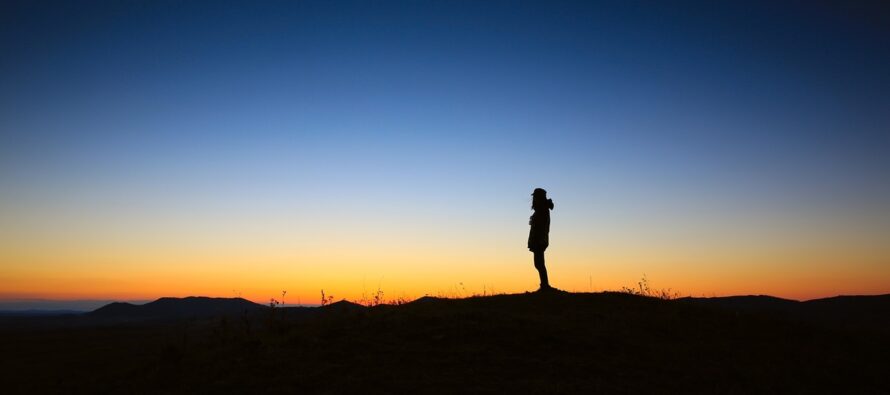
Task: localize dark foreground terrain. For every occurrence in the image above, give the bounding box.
[2,292,889,394]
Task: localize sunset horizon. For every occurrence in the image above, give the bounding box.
[3,1,889,308]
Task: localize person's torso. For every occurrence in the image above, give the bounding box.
[530,209,550,226]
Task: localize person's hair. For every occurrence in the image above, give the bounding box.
[531,188,553,211]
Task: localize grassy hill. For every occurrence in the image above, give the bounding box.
[2,291,888,393]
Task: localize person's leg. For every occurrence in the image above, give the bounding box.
[533,250,549,289]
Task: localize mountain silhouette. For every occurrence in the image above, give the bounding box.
[89,296,264,319]
[0,309,85,316]
[319,299,364,312]
[78,293,890,327]
[4,291,890,393]
[680,294,890,328]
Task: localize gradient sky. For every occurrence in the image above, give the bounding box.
[2,0,889,305]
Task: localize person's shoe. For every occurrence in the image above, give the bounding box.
[539,285,565,293]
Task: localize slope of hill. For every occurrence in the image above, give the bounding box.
[679,294,890,328]
[89,296,265,319]
[2,291,888,393]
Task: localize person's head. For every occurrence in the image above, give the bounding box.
[531,188,552,210]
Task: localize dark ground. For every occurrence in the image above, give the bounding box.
[1,291,888,394]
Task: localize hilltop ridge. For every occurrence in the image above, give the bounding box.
[89,296,264,319]
[3,291,889,393]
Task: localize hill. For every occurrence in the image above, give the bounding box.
[680,294,890,329]
[2,291,889,393]
[89,296,265,320]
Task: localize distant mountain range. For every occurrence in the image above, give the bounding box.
[89,296,265,319]
[0,309,85,317]
[3,293,887,327]
[0,299,149,312]
[679,294,890,328]
[82,293,890,324]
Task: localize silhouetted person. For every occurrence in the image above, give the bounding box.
[528,188,554,290]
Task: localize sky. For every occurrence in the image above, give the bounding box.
[1,0,889,307]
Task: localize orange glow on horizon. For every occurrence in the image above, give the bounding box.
[3,244,888,303]
[2,184,888,304]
